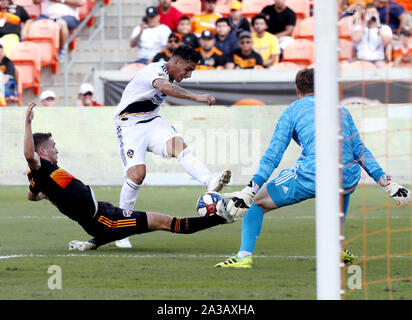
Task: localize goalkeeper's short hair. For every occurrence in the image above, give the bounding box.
[295,68,314,96]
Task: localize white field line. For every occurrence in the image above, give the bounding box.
[0,253,410,260]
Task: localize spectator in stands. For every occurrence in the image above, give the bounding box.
[130,6,171,64]
[177,16,199,49]
[261,0,296,50]
[375,0,409,39]
[0,39,17,101]
[352,3,392,67]
[342,0,374,14]
[76,83,103,107]
[33,0,84,59]
[157,0,183,32]
[195,29,226,70]
[225,31,264,69]
[251,14,280,68]
[393,30,412,66]
[0,2,21,57]
[227,0,250,36]
[3,0,32,40]
[40,90,56,106]
[215,17,238,56]
[192,0,222,37]
[152,32,182,63]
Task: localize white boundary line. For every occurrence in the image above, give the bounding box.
[0,253,410,260]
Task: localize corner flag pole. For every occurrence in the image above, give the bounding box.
[314,0,342,300]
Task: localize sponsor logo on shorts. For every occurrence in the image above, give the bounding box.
[127,149,134,158]
[282,186,289,194]
[122,209,133,217]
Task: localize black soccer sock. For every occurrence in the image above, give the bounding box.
[171,215,226,234]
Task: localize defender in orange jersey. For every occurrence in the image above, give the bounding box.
[23,102,235,251]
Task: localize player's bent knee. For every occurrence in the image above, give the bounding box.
[167,137,187,158]
[127,165,146,185]
[254,190,277,213]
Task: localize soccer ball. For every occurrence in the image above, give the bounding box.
[196,192,227,217]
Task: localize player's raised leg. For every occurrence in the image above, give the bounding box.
[166,136,231,192]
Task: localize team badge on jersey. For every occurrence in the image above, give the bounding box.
[127,149,134,158]
[122,209,133,217]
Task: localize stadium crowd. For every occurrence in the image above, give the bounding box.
[127,0,412,71]
[0,0,410,107]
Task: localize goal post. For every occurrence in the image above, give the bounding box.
[314,0,342,300]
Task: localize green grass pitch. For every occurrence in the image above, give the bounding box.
[0,185,410,300]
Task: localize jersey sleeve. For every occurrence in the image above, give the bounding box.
[252,108,294,187]
[27,171,41,195]
[346,109,385,181]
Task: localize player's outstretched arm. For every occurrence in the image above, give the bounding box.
[224,181,260,218]
[24,102,41,170]
[378,176,411,206]
[153,79,216,105]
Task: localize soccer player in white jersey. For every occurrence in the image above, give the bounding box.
[114,44,231,248]
[215,68,411,268]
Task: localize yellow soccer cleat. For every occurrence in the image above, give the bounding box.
[342,248,355,265]
[214,255,253,268]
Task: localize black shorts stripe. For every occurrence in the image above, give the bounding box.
[120,100,158,115]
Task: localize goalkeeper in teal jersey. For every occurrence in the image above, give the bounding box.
[215,68,411,268]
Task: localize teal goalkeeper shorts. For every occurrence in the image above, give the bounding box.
[266,169,315,208]
[266,168,353,216]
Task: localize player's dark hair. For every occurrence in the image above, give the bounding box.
[252,14,268,26]
[216,17,230,26]
[172,44,201,64]
[179,16,191,23]
[33,132,52,151]
[295,68,314,95]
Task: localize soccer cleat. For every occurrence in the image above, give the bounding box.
[115,237,132,248]
[214,255,253,268]
[342,248,355,265]
[68,240,96,251]
[207,170,231,193]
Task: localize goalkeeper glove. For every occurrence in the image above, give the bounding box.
[382,179,411,206]
[223,181,260,218]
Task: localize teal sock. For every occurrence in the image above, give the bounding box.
[239,204,264,255]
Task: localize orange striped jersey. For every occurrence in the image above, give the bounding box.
[27,158,96,223]
[226,48,264,69]
[393,46,412,62]
[195,46,226,70]
[191,12,222,36]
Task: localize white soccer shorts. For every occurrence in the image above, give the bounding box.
[116,116,182,175]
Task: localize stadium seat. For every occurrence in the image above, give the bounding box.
[338,16,354,40]
[120,63,146,72]
[26,19,60,73]
[340,60,376,69]
[10,41,41,95]
[285,0,310,21]
[293,16,314,40]
[339,38,354,61]
[172,0,201,18]
[233,98,265,106]
[79,0,95,27]
[14,0,41,19]
[14,66,23,106]
[281,39,315,66]
[269,62,301,69]
[397,0,411,11]
[242,0,272,18]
